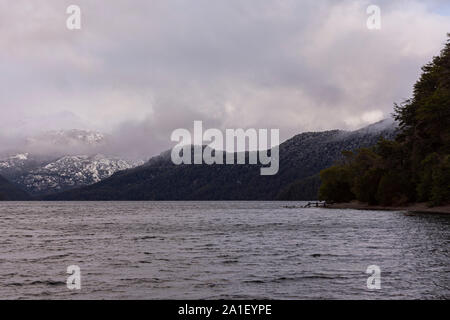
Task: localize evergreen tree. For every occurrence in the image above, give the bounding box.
[320,35,450,206]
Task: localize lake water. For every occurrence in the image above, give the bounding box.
[0,201,448,300]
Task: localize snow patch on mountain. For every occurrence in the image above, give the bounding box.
[0,129,145,196]
[0,153,30,169]
[15,154,144,195]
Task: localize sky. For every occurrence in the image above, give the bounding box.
[0,0,449,158]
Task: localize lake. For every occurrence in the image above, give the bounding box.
[0,201,448,299]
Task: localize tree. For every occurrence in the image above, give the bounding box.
[319,166,354,202]
[320,34,450,206]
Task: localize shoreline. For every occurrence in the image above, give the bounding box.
[327,201,450,214]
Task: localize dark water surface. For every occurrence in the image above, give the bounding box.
[0,201,448,299]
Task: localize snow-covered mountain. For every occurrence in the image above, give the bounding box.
[0,153,46,177]
[0,153,31,170]
[13,154,143,195]
[0,130,145,196]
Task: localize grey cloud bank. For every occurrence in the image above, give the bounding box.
[0,0,449,158]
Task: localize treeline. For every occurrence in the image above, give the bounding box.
[319,35,450,207]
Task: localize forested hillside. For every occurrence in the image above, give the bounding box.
[319,35,450,206]
[45,120,396,201]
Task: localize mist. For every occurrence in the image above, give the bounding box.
[1,0,449,159]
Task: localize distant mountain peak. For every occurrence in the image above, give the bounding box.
[11,153,143,196]
[45,119,399,201]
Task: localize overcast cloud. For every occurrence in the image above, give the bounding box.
[0,0,449,158]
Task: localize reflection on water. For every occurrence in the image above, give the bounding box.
[0,201,448,299]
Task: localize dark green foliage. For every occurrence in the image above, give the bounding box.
[319,166,354,202]
[375,171,411,206]
[353,167,384,204]
[320,35,450,206]
[429,155,450,206]
[276,175,321,200]
[416,153,440,202]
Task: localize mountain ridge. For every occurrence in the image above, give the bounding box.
[0,130,144,196]
[44,119,398,201]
